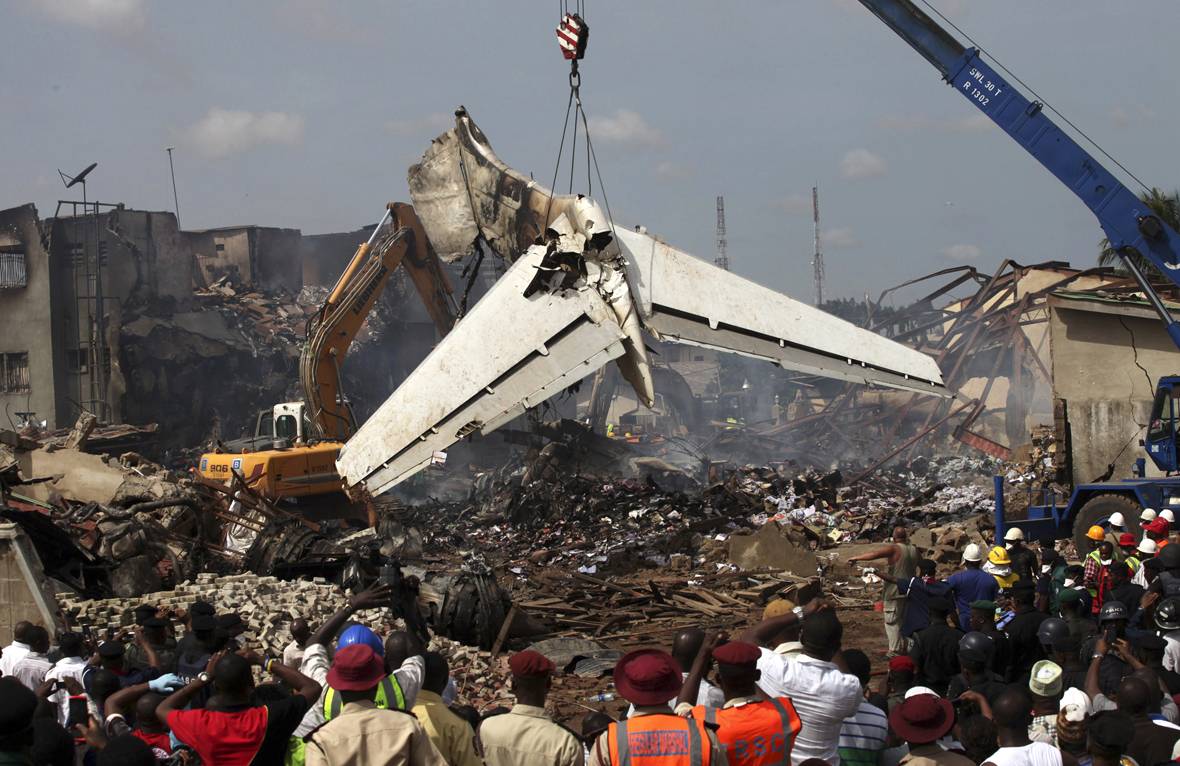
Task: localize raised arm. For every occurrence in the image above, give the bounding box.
[134,628,160,670]
[738,599,827,646]
[242,649,321,705]
[159,652,222,724]
[1085,638,1107,701]
[845,544,898,565]
[676,633,723,710]
[306,584,393,648]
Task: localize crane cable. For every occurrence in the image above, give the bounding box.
[545,2,619,243]
[916,0,1150,195]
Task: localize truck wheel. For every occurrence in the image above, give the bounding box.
[1073,494,1141,553]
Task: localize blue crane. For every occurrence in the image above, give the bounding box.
[857,0,1180,550]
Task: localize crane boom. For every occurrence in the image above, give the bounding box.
[858,0,1180,349]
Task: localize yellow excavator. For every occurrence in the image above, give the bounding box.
[196,202,454,507]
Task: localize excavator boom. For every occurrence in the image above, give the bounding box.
[301,203,455,441]
[198,203,455,504]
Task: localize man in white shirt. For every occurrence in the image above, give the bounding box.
[982,687,1062,766]
[742,601,862,765]
[44,632,89,725]
[283,618,310,670]
[0,621,33,677]
[10,625,52,692]
[745,598,806,696]
[293,585,425,739]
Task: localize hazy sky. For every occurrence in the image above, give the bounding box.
[4,0,1178,304]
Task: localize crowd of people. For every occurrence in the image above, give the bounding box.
[2,511,1180,765]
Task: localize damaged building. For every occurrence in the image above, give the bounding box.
[0,201,477,454]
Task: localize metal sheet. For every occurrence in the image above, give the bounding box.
[613,227,947,395]
[336,245,627,497]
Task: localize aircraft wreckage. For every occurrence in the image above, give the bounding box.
[337,109,948,498]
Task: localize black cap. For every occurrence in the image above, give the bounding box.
[1088,710,1134,750]
[133,604,156,622]
[189,601,215,617]
[142,616,167,629]
[927,596,952,613]
[191,615,217,632]
[1010,581,1036,593]
[97,641,125,659]
[216,613,246,635]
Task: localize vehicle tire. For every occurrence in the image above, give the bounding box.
[1072,493,1141,554]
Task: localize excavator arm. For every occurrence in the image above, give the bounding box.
[301,203,455,442]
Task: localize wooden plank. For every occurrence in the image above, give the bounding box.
[490,605,517,658]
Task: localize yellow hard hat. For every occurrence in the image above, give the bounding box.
[988,546,1011,566]
[763,598,797,620]
[1086,525,1106,542]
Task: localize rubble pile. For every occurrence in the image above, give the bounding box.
[831,455,998,541]
[194,277,316,344]
[1001,425,1069,516]
[402,468,800,576]
[399,457,997,579]
[428,635,511,709]
[58,573,389,657]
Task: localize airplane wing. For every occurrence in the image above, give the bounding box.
[613,227,946,394]
[336,244,628,498]
[340,109,947,498]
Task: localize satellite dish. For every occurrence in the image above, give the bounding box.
[58,162,97,188]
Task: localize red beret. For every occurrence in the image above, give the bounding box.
[1118,533,1136,548]
[614,649,682,706]
[711,641,760,666]
[509,650,555,678]
[888,656,917,673]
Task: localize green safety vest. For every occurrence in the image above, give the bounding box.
[1086,549,1103,597]
[285,676,405,766]
[323,675,404,719]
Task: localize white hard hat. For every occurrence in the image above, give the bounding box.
[1138,538,1158,555]
[1003,528,1025,542]
[963,543,983,562]
[1163,509,1176,523]
[1141,508,1158,522]
[904,686,939,700]
[1109,512,1126,528]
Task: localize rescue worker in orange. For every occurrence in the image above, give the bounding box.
[676,638,802,766]
[589,649,726,766]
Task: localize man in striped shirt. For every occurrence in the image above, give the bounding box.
[837,649,888,766]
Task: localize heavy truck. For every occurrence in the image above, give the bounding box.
[196,202,454,505]
[854,0,1180,552]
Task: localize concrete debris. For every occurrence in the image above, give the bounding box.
[726,523,819,576]
[63,412,98,450]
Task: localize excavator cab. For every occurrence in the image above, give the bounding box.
[1146,377,1180,472]
[272,402,315,444]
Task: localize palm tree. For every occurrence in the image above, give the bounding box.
[1098,187,1180,279]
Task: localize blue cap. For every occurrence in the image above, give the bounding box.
[337,624,384,656]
